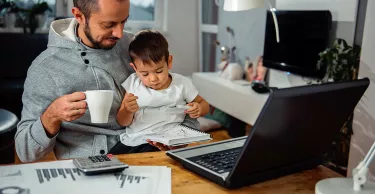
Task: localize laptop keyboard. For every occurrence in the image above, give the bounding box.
[187,148,242,174]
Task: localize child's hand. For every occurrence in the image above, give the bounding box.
[185,102,201,118]
[123,93,139,113]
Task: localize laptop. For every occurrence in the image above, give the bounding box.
[166,78,370,189]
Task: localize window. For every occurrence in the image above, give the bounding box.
[0,0,166,33]
[129,0,155,21]
[125,0,167,33]
[63,0,167,33]
[202,32,218,72]
[199,0,219,72]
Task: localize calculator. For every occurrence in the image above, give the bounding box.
[73,154,129,175]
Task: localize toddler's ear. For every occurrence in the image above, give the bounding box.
[167,55,173,70]
[130,62,137,71]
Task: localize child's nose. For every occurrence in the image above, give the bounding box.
[150,74,158,82]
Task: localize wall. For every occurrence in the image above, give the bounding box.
[64,0,199,76]
[276,0,359,46]
[164,0,199,75]
[276,0,358,22]
[215,0,275,67]
[55,0,68,17]
[348,0,375,181]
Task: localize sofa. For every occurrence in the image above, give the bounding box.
[0,33,49,118]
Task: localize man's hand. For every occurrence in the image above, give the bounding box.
[123,93,139,113]
[185,102,202,118]
[41,92,87,137]
[147,140,188,151]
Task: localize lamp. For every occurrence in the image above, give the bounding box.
[315,141,375,194]
[223,0,280,43]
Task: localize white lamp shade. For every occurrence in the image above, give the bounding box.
[223,0,265,11]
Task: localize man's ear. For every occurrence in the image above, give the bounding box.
[130,62,137,72]
[72,7,86,26]
[167,55,173,70]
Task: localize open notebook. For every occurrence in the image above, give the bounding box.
[146,124,212,146]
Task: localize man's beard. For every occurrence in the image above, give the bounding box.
[83,23,119,50]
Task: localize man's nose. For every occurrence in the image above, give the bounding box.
[112,24,124,39]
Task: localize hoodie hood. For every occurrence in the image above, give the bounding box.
[47,18,84,50]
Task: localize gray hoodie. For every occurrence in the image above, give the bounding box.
[15,18,199,162]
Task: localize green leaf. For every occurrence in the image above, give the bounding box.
[342,39,349,49]
[318,38,362,82]
[337,39,343,46]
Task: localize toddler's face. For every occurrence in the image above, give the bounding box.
[131,56,173,90]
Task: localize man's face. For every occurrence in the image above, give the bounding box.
[83,0,130,50]
[131,56,173,90]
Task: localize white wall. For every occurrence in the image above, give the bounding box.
[216,0,276,67]
[165,0,199,75]
[276,0,359,45]
[67,0,73,16]
[276,0,358,22]
[348,0,375,181]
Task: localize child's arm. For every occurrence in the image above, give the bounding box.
[185,95,210,118]
[116,92,139,126]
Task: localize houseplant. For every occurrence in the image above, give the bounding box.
[0,0,51,33]
[318,38,361,82]
[318,38,361,175]
[0,0,19,28]
[22,0,51,34]
[0,0,17,12]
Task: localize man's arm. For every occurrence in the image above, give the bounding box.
[40,92,86,137]
[15,66,60,162]
[15,66,86,162]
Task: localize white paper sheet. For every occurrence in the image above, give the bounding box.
[0,160,171,194]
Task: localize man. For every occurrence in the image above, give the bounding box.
[15,0,198,162]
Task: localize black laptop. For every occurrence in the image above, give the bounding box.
[166,78,369,189]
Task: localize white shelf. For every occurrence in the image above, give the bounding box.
[192,72,269,126]
[0,27,49,33]
[192,71,313,126]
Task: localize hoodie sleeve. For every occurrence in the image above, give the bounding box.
[15,61,60,162]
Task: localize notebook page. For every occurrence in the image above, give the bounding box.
[147,125,208,143]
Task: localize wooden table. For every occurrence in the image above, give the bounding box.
[13,151,342,194]
[118,152,343,194]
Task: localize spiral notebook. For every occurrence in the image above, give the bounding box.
[146,124,212,146]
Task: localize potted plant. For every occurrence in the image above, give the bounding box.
[0,0,17,13]
[0,0,20,29]
[0,0,51,33]
[318,38,361,175]
[22,0,51,34]
[318,38,361,82]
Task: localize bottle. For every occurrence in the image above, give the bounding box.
[244,57,254,81]
[244,57,251,71]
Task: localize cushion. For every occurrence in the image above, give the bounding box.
[204,107,231,129]
[198,117,222,132]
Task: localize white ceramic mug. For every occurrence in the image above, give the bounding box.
[84,90,114,123]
